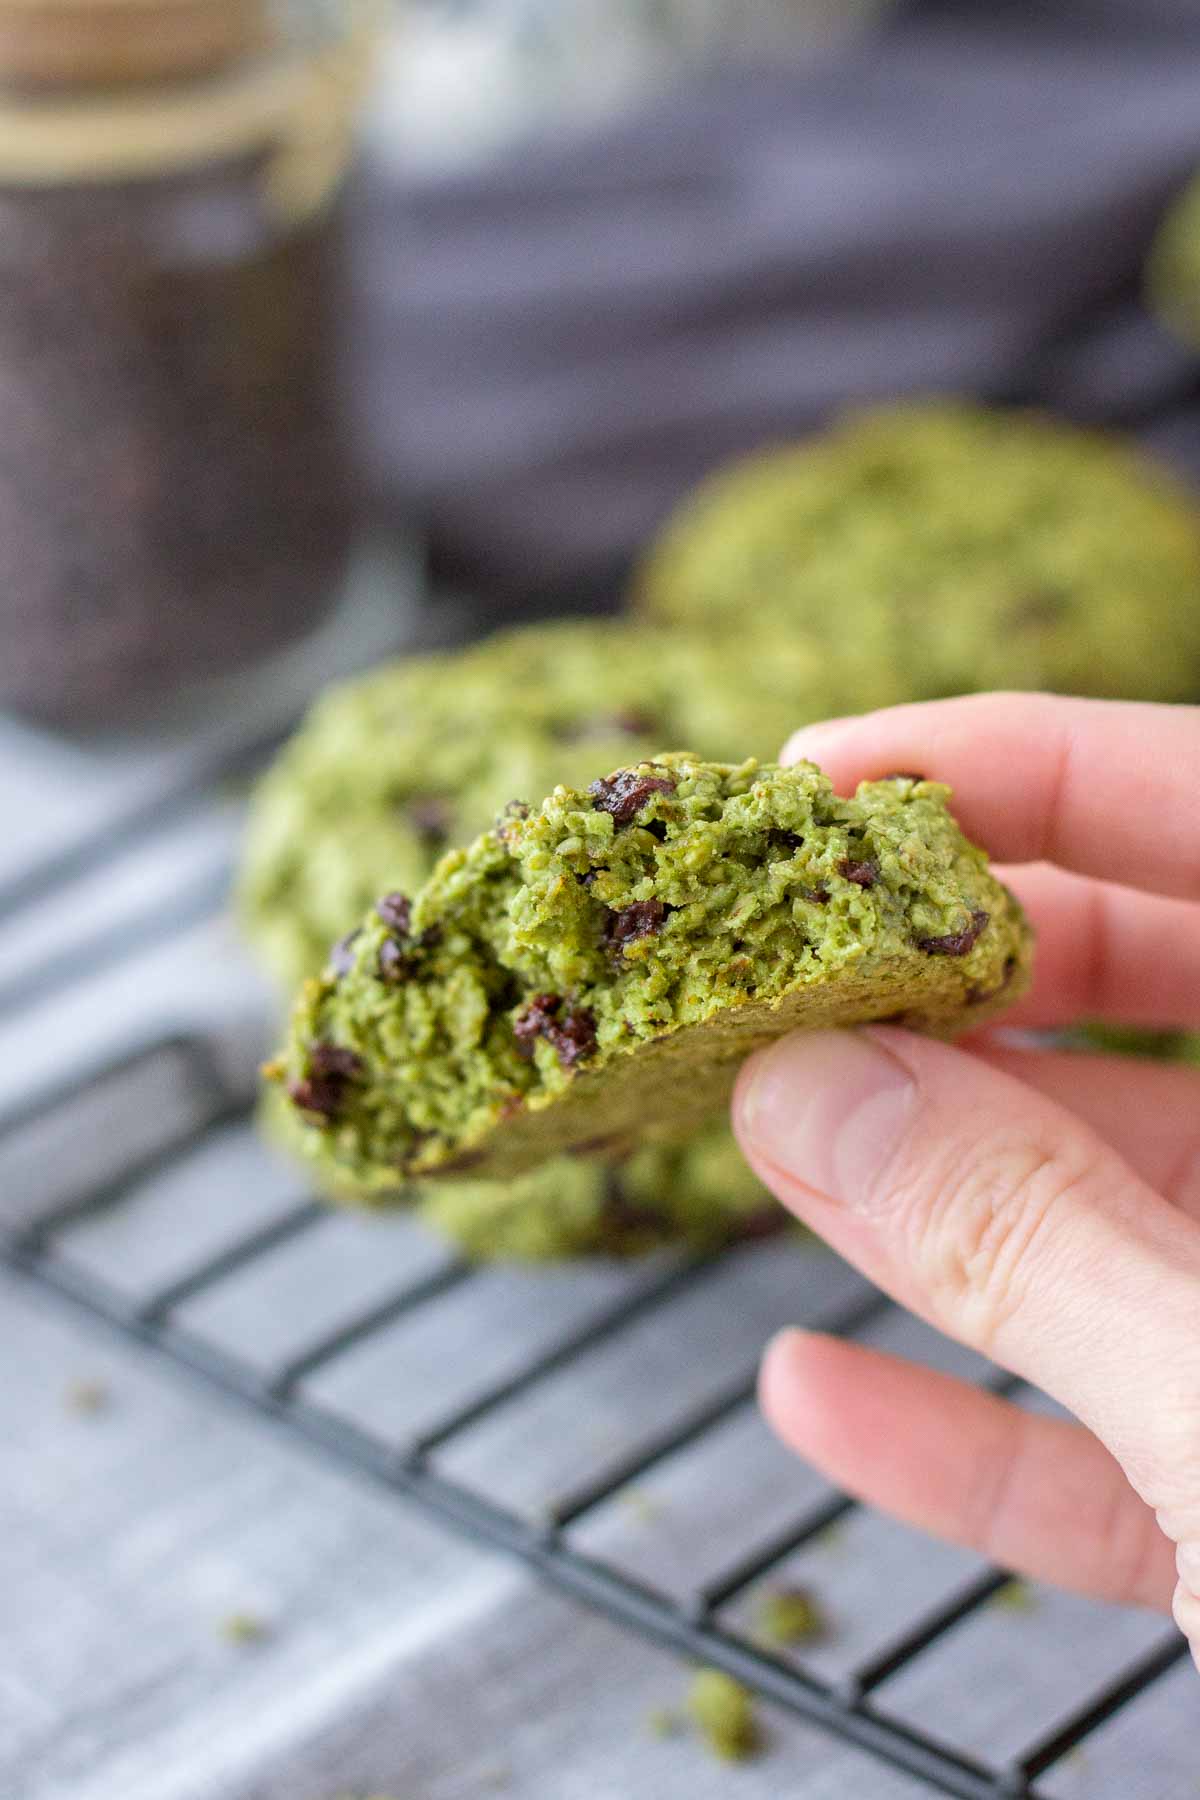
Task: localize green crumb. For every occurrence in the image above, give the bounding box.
[756,1585,825,1647]
[989,1580,1037,1614]
[63,1378,110,1415]
[218,1610,270,1645]
[687,1669,763,1762]
[646,1706,683,1739]
[268,755,1031,1187]
[618,1487,664,1526]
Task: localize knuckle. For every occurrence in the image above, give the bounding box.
[888,1126,1098,1349]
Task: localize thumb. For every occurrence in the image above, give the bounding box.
[733,1028,1200,1567]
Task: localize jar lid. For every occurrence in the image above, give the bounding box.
[0,7,377,218]
[0,0,269,89]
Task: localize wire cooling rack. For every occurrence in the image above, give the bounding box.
[0,730,1189,1800]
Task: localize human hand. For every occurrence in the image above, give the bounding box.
[732,693,1200,1654]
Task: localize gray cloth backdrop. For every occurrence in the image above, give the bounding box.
[347,0,1200,604]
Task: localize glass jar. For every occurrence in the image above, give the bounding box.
[0,0,371,723]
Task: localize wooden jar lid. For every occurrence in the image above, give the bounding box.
[0,0,269,89]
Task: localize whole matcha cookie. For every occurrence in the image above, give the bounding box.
[1147,171,1200,350]
[636,401,1200,705]
[239,618,828,992]
[266,754,1031,1187]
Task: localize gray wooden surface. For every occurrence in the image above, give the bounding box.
[1,552,1194,1800]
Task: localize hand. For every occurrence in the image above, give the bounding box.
[732,693,1200,1655]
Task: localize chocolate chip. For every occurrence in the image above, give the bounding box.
[376,891,412,935]
[804,887,831,905]
[309,1043,364,1082]
[377,936,414,985]
[838,858,879,888]
[408,797,452,844]
[603,898,667,959]
[513,993,598,1068]
[287,1040,363,1120]
[329,929,360,975]
[917,909,990,957]
[588,766,676,826]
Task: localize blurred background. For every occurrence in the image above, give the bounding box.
[4,3,1200,1798]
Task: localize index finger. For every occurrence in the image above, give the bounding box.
[782,693,1200,902]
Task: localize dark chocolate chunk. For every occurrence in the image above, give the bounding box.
[804,887,831,905]
[288,1040,363,1120]
[309,1042,364,1082]
[408,797,453,844]
[838,858,879,888]
[588,766,676,825]
[917,909,990,957]
[603,898,668,959]
[513,993,598,1068]
[377,936,414,985]
[329,929,360,976]
[376,891,412,935]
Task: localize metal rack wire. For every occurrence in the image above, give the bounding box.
[0,1020,1187,1800]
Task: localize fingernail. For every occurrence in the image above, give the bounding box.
[780,717,854,767]
[737,1030,916,1209]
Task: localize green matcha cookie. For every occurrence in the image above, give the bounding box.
[266,754,1031,1187]
[636,401,1200,705]
[1148,172,1200,349]
[239,618,828,993]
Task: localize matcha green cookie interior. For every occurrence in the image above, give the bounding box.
[267,754,1031,1187]
[636,400,1200,705]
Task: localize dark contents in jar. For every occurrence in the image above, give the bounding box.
[0,150,353,723]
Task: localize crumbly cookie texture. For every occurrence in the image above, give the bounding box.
[266,755,1031,1186]
[636,401,1200,705]
[238,618,828,992]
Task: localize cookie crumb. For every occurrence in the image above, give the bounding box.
[990,1579,1036,1613]
[218,1611,270,1645]
[687,1669,763,1762]
[756,1585,825,1646]
[64,1378,109,1415]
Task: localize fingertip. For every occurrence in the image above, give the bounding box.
[758,1326,813,1427]
[779,716,855,769]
